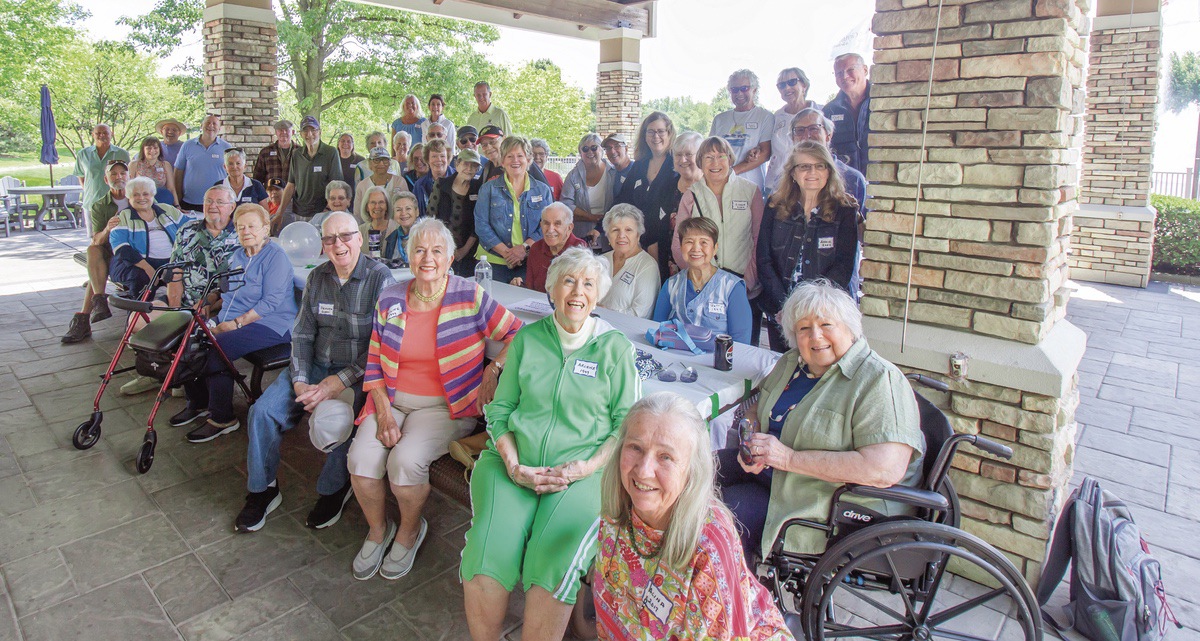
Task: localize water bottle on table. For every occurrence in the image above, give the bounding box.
[474,257,492,293]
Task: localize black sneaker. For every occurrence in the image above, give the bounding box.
[89,294,112,323]
[235,486,282,533]
[306,482,354,529]
[186,418,239,443]
[61,313,91,344]
[169,407,209,428]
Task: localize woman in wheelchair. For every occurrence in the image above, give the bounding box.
[172,204,298,444]
[716,279,923,559]
[594,392,793,640]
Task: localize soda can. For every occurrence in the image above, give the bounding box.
[714,334,733,371]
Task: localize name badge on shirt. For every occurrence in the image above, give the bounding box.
[708,302,726,315]
[469,194,479,201]
[620,271,635,285]
[531,195,543,203]
[211,153,220,159]
[318,303,334,315]
[572,360,598,378]
[634,179,643,189]
[746,121,759,130]
[387,303,403,320]
[831,114,845,122]
[313,165,323,173]
[643,582,673,625]
[269,151,278,156]
[818,236,835,250]
[732,200,748,211]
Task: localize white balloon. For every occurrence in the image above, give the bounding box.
[278,221,322,263]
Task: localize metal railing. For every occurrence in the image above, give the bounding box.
[1152,170,1195,199]
[545,155,580,177]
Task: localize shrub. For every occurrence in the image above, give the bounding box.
[1151,195,1200,276]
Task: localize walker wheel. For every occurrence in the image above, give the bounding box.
[72,413,103,450]
[136,433,157,474]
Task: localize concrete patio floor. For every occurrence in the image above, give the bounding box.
[0,228,1195,640]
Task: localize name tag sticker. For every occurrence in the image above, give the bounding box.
[313,165,323,173]
[269,151,278,156]
[708,302,726,315]
[746,121,759,130]
[318,303,334,315]
[620,271,635,285]
[831,114,845,122]
[531,195,543,203]
[643,582,673,625]
[573,360,598,378]
[386,304,403,320]
[469,195,479,201]
[732,200,748,211]
[211,154,220,159]
[818,236,835,250]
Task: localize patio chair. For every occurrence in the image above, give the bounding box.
[59,175,83,228]
[0,176,37,238]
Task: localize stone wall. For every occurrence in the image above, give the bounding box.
[203,16,278,168]
[1069,206,1156,287]
[596,67,641,141]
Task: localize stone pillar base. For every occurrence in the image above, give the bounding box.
[1069,204,1156,288]
[203,3,279,171]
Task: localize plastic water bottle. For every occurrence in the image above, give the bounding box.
[474,257,492,294]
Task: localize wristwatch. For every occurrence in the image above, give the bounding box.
[235,319,243,329]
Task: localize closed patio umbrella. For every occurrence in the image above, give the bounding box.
[39,84,59,183]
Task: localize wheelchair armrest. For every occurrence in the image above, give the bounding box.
[842,484,949,512]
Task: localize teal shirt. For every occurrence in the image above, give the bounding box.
[74,145,131,211]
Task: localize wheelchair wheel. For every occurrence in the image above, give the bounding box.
[800,520,1040,641]
[135,432,157,474]
[72,412,103,450]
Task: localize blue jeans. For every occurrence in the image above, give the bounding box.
[245,363,363,495]
[183,324,290,423]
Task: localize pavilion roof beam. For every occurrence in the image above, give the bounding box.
[350,0,654,39]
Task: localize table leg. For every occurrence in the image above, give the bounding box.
[34,201,50,232]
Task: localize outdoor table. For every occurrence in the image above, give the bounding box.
[7,185,82,231]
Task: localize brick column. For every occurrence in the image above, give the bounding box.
[203,0,278,170]
[1071,1,1162,288]
[863,0,1090,585]
[596,28,641,141]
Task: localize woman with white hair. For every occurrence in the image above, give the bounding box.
[392,131,413,175]
[529,138,563,200]
[594,392,793,640]
[348,217,521,581]
[598,204,660,318]
[717,280,923,558]
[462,247,639,641]
[108,176,185,296]
[560,132,619,243]
[218,147,268,206]
[356,185,397,258]
[391,94,427,145]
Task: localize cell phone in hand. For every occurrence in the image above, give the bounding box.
[738,418,755,465]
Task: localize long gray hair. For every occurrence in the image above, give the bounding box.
[600,392,731,569]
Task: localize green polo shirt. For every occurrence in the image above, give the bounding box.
[757,338,924,555]
[73,145,131,211]
[287,140,344,217]
[465,104,513,136]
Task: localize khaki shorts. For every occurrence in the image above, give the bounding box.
[347,391,475,486]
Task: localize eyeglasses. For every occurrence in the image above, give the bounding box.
[792,125,825,137]
[729,85,753,94]
[776,78,804,91]
[321,231,360,246]
[203,199,234,206]
[580,145,600,153]
[834,65,865,79]
[794,162,830,173]
[645,128,670,139]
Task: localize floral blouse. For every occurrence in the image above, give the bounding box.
[594,501,794,641]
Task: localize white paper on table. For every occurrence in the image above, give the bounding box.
[508,297,555,317]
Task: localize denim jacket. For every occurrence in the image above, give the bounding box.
[473,174,553,253]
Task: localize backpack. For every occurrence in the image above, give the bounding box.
[1036,477,1181,641]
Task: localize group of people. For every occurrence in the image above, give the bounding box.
[57,57,924,641]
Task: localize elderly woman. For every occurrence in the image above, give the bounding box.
[598,204,660,318]
[594,393,794,641]
[530,138,563,200]
[310,180,354,231]
[354,148,405,221]
[108,176,184,297]
[391,94,427,145]
[357,185,397,258]
[473,136,554,283]
[653,217,752,344]
[462,247,639,641]
[180,204,298,444]
[337,133,364,189]
[404,143,429,190]
[382,191,420,264]
[765,67,821,194]
[349,218,521,581]
[391,131,412,175]
[718,280,923,558]
[414,139,452,216]
[757,141,860,351]
[355,131,402,184]
[219,148,268,207]
[560,132,619,243]
[128,136,180,206]
[429,149,483,276]
[645,132,703,280]
[615,113,677,268]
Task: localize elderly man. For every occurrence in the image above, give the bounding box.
[823,53,872,174]
[514,202,588,293]
[353,131,401,185]
[602,133,634,190]
[73,124,131,217]
[456,125,479,153]
[174,114,232,214]
[156,118,187,165]
[62,160,129,344]
[426,123,447,142]
[309,181,353,232]
[766,67,822,194]
[790,108,867,209]
[279,116,344,221]
[166,186,241,311]
[253,120,296,190]
[465,80,513,135]
[236,211,395,533]
[421,93,456,143]
[710,69,774,192]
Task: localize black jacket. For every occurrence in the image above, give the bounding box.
[757,202,859,314]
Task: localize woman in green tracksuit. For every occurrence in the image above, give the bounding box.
[462,247,640,641]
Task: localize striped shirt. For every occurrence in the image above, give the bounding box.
[360,275,521,420]
[291,255,396,388]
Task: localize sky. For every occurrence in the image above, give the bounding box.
[73,0,1200,171]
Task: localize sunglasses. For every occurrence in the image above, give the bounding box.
[459,136,478,143]
[729,85,753,94]
[776,78,804,91]
[580,145,600,153]
[320,231,359,246]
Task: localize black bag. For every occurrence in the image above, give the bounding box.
[133,332,208,385]
[1037,477,1181,641]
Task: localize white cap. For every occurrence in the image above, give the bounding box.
[309,398,355,452]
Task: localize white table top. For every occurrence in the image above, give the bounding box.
[7,185,82,195]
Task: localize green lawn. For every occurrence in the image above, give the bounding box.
[1,154,78,207]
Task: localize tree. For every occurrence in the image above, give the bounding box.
[495,60,593,152]
[643,90,733,135]
[1166,51,1200,199]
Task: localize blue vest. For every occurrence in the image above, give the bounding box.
[666,269,742,335]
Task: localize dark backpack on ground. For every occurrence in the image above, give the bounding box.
[1037,476,1181,641]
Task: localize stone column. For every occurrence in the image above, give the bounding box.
[203,0,278,170]
[1071,0,1162,288]
[596,28,642,141]
[863,0,1090,585]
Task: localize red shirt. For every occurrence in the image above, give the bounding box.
[543,169,564,200]
[525,234,588,293]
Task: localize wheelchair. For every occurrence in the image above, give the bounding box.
[759,373,1042,641]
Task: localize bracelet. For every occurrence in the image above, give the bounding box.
[508,463,518,482]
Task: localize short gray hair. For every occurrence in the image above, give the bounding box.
[406,217,457,261]
[792,108,835,137]
[541,201,572,224]
[545,247,611,301]
[835,52,867,68]
[602,203,645,237]
[728,68,759,90]
[223,148,246,163]
[779,279,864,349]
[126,176,157,196]
[672,131,702,155]
[325,180,351,202]
[205,184,237,204]
[777,67,811,91]
[600,392,730,570]
[391,190,419,213]
[366,131,387,148]
[392,131,412,148]
[321,211,358,234]
[529,138,551,154]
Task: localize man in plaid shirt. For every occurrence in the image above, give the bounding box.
[253,120,295,225]
[236,211,396,533]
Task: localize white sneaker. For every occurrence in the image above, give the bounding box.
[352,520,396,581]
[120,375,160,395]
[380,518,427,580]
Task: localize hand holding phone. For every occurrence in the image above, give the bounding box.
[738,418,756,465]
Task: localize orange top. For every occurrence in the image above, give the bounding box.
[394,307,445,397]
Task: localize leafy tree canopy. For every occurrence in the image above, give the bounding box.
[642,90,733,135]
[1166,51,1200,113]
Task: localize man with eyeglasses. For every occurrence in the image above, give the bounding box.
[165,186,242,312]
[709,69,774,193]
[766,68,822,195]
[823,53,872,174]
[278,116,344,222]
[236,211,395,534]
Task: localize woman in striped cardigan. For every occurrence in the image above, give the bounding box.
[346,218,521,582]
